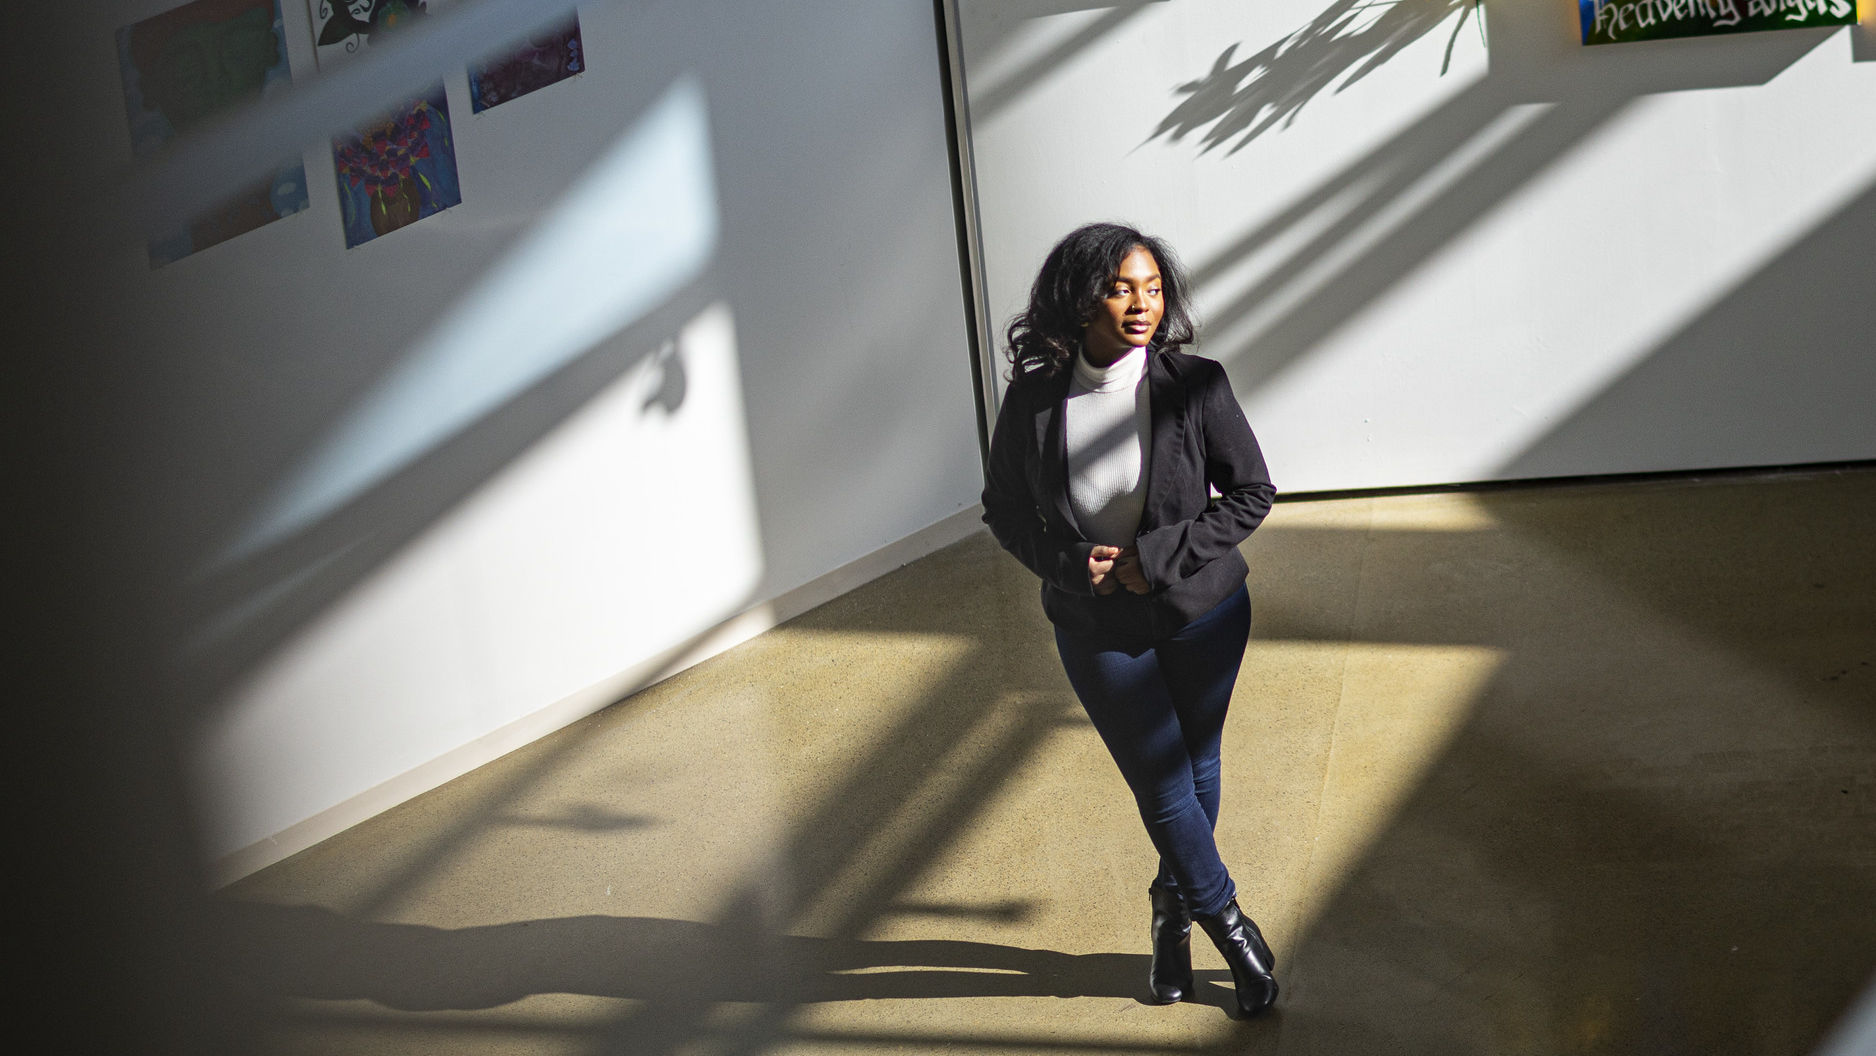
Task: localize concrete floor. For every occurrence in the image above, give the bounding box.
[218,467,1876,1055]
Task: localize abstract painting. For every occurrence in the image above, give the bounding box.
[307,1,463,247]
[469,13,585,113]
[117,0,310,265]
[1581,0,1860,45]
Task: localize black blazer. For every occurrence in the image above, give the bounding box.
[982,348,1276,642]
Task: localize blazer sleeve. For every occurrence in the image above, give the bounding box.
[1133,360,1275,590]
[981,384,1098,596]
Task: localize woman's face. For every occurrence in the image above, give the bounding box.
[1083,246,1164,367]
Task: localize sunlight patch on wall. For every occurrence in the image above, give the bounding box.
[221,76,720,563]
[193,300,764,859]
[1204,101,1549,361]
[1239,38,1876,490]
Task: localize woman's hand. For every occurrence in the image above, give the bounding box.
[1112,546,1150,595]
[1089,545,1121,595]
[1090,545,1150,595]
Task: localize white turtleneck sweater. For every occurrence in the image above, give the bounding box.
[1064,346,1152,547]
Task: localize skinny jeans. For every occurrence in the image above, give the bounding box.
[1052,585,1251,920]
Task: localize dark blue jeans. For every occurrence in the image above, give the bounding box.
[1053,586,1251,919]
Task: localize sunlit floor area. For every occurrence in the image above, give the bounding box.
[219,466,1876,1056]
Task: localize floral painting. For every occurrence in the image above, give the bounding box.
[117,0,309,266]
[468,13,585,113]
[331,83,462,248]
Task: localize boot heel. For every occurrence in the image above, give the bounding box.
[1196,899,1277,1018]
[1147,885,1194,1004]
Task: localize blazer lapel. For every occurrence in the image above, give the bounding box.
[1032,371,1082,538]
[1140,351,1186,530]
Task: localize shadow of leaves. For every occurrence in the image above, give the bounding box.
[1152,0,1473,156]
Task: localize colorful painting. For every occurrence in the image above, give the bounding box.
[468,13,584,113]
[331,84,462,247]
[308,1,462,246]
[1581,0,1860,45]
[117,0,310,266]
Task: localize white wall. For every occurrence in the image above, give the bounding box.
[955,0,1876,492]
[72,0,983,876]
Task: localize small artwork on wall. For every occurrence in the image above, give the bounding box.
[117,0,310,266]
[332,83,463,248]
[1580,0,1860,46]
[468,13,585,113]
[308,0,437,67]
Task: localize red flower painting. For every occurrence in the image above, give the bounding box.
[330,88,461,246]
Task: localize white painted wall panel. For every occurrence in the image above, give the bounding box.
[78,0,981,865]
[957,0,1876,490]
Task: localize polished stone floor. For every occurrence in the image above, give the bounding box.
[219,466,1876,1056]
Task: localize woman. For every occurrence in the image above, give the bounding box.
[981,222,1279,1018]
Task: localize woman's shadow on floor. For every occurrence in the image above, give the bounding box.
[215,900,1242,1015]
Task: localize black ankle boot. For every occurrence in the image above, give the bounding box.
[1195,899,1277,1018]
[1147,884,1194,1004]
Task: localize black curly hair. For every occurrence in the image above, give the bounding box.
[1004,222,1197,381]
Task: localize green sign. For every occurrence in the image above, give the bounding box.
[1580,0,1860,45]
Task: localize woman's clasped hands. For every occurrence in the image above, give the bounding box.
[1089,544,1149,596]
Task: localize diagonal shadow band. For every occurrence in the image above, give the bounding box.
[965,3,1165,121]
